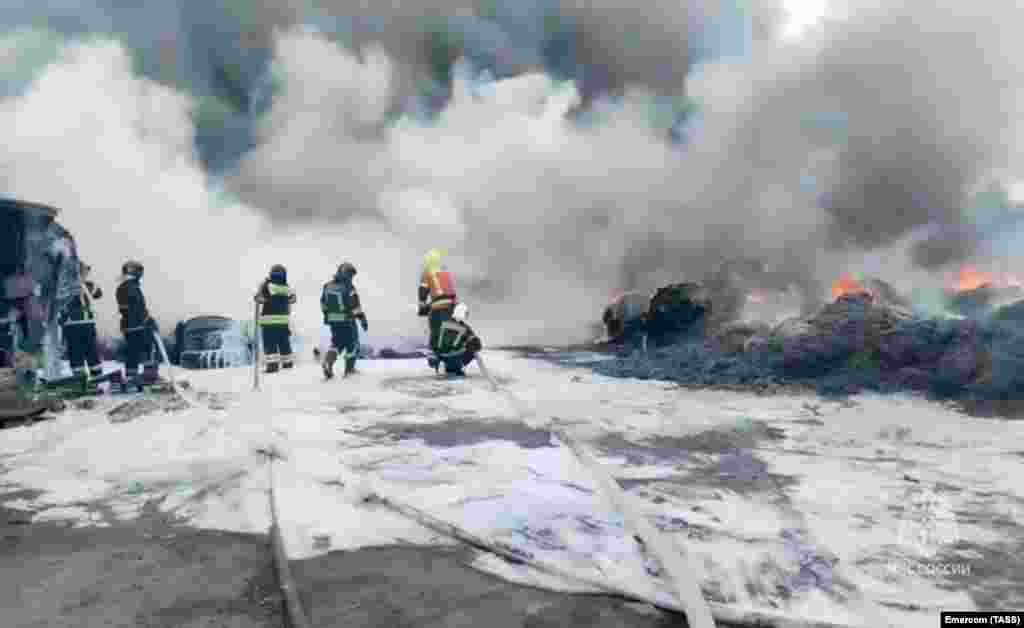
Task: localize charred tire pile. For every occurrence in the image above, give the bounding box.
[592,295,1024,401]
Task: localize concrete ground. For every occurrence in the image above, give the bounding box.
[1,489,684,628]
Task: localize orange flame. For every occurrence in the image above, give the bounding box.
[831,274,870,300]
[954,266,994,293]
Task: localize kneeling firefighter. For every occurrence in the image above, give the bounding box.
[418,248,456,368]
[320,262,368,379]
[116,260,159,388]
[429,302,482,376]
[255,264,297,373]
[58,261,104,380]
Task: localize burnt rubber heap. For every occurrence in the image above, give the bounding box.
[539,295,1024,407]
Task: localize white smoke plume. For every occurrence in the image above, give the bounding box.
[1,0,1023,350]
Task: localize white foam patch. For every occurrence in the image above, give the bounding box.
[2,351,1021,626]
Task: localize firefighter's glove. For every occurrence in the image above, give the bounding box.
[417,304,429,317]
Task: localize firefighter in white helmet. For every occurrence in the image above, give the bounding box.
[429,301,482,376]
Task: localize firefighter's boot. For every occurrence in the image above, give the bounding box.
[323,349,337,380]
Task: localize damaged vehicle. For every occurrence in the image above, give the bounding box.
[172,315,253,369]
[1,197,81,421]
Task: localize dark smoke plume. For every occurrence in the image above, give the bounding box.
[0,0,1022,345]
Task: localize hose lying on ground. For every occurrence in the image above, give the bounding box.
[337,462,861,628]
[152,330,199,409]
[262,446,313,628]
[476,352,713,628]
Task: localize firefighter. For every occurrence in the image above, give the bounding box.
[255,264,296,373]
[320,262,368,379]
[58,261,104,380]
[418,248,457,367]
[0,298,15,369]
[115,260,159,388]
[431,302,482,376]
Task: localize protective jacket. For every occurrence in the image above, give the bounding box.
[321,278,365,324]
[116,277,152,333]
[256,279,296,326]
[419,268,456,312]
[59,280,102,326]
[435,318,482,359]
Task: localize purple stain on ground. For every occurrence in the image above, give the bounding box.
[781,528,839,593]
[376,419,554,449]
[652,514,689,531]
[716,448,768,482]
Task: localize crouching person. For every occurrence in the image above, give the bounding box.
[58,262,104,381]
[116,260,159,389]
[430,302,481,377]
[255,264,296,373]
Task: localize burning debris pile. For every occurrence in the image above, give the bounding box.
[601,282,713,347]
[592,270,1024,401]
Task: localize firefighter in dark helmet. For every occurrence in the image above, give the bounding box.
[255,264,296,373]
[418,248,457,368]
[116,260,159,388]
[430,302,481,376]
[320,262,368,379]
[58,261,104,380]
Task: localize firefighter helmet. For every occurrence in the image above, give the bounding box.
[122,260,144,278]
[269,264,287,283]
[423,248,446,272]
[337,262,357,278]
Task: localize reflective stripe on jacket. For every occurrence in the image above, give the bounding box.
[436,320,477,357]
[420,269,455,309]
[321,280,363,323]
[257,280,295,326]
[60,280,102,325]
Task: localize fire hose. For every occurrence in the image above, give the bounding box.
[261,446,313,628]
[155,328,308,628]
[475,353,714,628]
[152,331,198,409]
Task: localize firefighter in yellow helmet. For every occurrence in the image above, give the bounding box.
[418,248,457,369]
